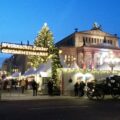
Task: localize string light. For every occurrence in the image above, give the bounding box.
[1,42,48,56]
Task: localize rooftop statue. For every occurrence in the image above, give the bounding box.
[92,22,102,30]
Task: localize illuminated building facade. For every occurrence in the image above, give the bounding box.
[2,55,28,74]
[56,23,120,70]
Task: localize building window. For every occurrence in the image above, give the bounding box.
[64,54,75,66]
[83,37,86,44]
[97,39,99,44]
[109,40,112,44]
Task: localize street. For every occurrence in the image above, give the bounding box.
[0,97,120,120]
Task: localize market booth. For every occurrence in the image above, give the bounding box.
[33,60,52,93]
[21,60,52,93]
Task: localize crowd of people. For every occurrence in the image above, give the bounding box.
[74,78,97,97]
[0,77,97,97]
[74,80,86,97]
[74,75,120,98]
[0,77,58,96]
[0,78,39,96]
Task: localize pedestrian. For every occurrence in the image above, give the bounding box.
[25,79,28,90]
[21,79,26,94]
[31,79,38,96]
[47,79,53,95]
[78,81,85,97]
[6,80,11,92]
[74,82,79,96]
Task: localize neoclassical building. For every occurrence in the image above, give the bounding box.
[2,54,28,74]
[56,23,120,70]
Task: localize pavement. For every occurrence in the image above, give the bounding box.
[1,94,78,101]
[0,90,78,101]
[0,90,118,101]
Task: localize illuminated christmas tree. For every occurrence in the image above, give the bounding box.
[28,23,62,86]
[50,47,62,85]
[34,23,54,48]
[28,23,54,68]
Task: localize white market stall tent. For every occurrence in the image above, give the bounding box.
[23,67,36,77]
[12,72,21,78]
[97,63,111,71]
[5,72,21,80]
[70,61,79,69]
[33,59,52,92]
[34,59,52,77]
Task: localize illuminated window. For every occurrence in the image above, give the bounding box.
[64,54,75,66]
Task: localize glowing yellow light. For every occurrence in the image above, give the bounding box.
[59,50,62,54]
[1,42,48,56]
[73,57,76,61]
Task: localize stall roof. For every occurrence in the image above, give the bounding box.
[12,72,21,78]
[23,67,36,76]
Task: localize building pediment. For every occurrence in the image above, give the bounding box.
[81,30,115,37]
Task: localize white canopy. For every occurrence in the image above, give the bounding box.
[39,72,51,77]
[34,59,52,74]
[23,67,36,76]
[113,65,120,71]
[12,72,21,78]
[70,61,79,69]
[97,63,111,71]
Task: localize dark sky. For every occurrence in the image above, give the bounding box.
[0,0,120,58]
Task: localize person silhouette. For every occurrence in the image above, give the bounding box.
[79,81,85,97]
[47,80,53,95]
[31,79,38,96]
[74,82,79,96]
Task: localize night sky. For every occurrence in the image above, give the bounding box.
[0,0,120,59]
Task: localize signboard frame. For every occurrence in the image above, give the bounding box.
[1,42,48,56]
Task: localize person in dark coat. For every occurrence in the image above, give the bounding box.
[31,79,38,96]
[21,79,26,94]
[74,82,79,96]
[79,81,85,97]
[47,80,53,95]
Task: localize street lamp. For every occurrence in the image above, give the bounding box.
[104,57,120,71]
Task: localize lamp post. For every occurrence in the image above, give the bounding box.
[104,57,120,71]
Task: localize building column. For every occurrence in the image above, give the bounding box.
[82,51,86,70]
[91,51,95,70]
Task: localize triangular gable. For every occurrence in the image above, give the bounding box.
[79,30,115,37]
